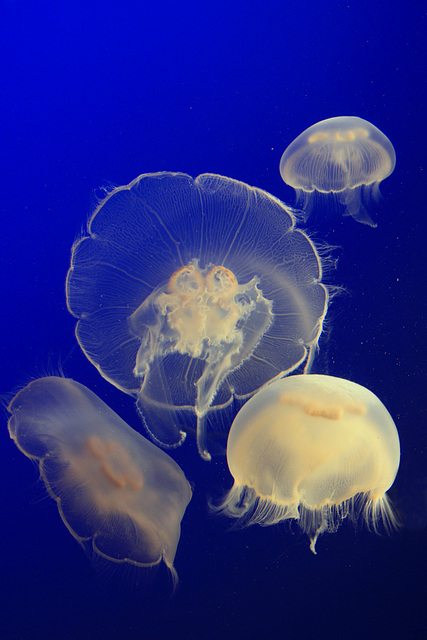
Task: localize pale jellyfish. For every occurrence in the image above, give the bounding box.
[280,116,396,226]
[219,374,400,552]
[7,377,192,581]
[66,172,329,461]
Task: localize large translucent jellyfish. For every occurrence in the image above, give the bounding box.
[219,374,400,552]
[7,377,192,581]
[279,116,396,226]
[66,172,329,460]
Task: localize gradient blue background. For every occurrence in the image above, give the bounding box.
[1,1,426,638]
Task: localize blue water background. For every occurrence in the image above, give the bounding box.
[0,1,425,638]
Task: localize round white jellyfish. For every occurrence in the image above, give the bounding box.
[66,172,330,461]
[279,116,396,226]
[7,377,192,582]
[218,374,400,553]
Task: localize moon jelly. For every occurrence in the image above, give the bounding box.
[219,374,400,552]
[280,116,396,226]
[8,377,192,581]
[66,173,329,460]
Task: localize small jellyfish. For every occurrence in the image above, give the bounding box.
[280,116,396,226]
[218,374,400,552]
[7,377,192,581]
[66,173,330,460]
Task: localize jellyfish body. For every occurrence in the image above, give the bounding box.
[7,377,192,579]
[219,374,400,552]
[279,116,396,226]
[66,172,329,460]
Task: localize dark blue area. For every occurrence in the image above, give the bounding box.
[0,1,425,638]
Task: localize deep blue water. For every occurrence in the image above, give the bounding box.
[1,1,426,639]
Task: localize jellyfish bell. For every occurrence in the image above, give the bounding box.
[280,116,396,227]
[7,377,192,583]
[219,374,400,553]
[66,172,330,461]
